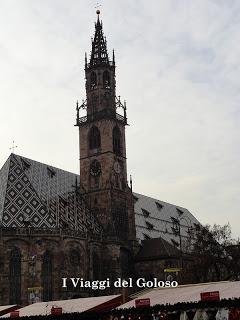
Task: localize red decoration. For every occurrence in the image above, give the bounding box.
[200,291,220,301]
[10,311,19,318]
[135,298,150,308]
[51,307,62,315]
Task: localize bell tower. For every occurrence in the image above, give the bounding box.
[75,11,135,243]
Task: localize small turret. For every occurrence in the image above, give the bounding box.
[112,49,115,65]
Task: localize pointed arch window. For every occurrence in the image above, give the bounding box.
[103,70,110,88]
[113,126,122,155]
[120,248,130,278]
[92,252,101,280]
[89,126,101,149]
[9,247,21,304]
[69,249,80,274]
[90,72,97,89]
[42,250,52,302]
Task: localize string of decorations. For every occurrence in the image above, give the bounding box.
[6,298,240,319]
[112,298,240,315]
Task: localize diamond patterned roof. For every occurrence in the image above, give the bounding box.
[133,192,199,245]
[0,154,199,246]
[0,154,101,234]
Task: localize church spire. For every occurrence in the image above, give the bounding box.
[77,10,134,244]
[89,10,109,67]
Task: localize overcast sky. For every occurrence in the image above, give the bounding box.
[0,0,239,237]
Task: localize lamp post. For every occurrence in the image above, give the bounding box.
[170,212,190,269]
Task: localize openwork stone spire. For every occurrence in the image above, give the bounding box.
[89,11,109,67]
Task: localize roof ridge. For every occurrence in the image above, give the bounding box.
[0,154,12,219]
[14,154,79,177]
[133,191,190,211]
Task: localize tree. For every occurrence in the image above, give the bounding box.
[181,223,240,283]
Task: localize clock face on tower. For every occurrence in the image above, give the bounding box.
[113,161,121,174]
[90,160,101,177]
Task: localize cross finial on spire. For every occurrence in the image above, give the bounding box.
[95,2,101,14]
[10,140,18,153]
[95,3,101,25]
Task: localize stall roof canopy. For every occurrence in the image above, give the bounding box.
[117,281,240,309]
[1,295,121,318]
[0,306,18,317]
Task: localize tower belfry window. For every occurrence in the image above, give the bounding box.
[103,70,110,88]
[90,72,97,89]
[89,126,101,149]
[113,126,121,155]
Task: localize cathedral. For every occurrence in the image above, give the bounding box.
[0,12,199,306]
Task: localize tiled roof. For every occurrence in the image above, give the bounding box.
[133,192,199,244]
[0,154,199,246]
[135,237,180,260]
[0,154,101,235]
